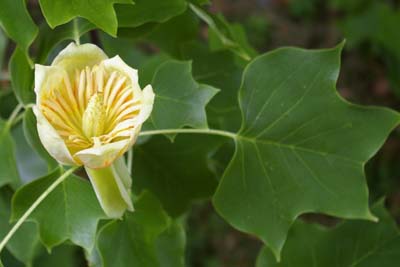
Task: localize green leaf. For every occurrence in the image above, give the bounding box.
[149,60,218,131]
[146,10,200,57]
[9,47,35,106]
[35,19,95,64]
[97,192,170,267]
[0,120,20,189]
[138,54,171,88]
[0,29,7,69]
[117,23,158,40]
[256,201,400,267]
[0,92,18,119]
[11,169,107,251]
[100,32,149,68]
[38,0,133,36]
[0,250,23,267]
[0,0,38,53]
[0,190,41,266]
[23,108,58,169]
[116,0,187,28]
[156,220,186,267]
[33,244,81,267]
[133,135,222,216]
[12,123,48,183]
[180,42,243,131]
[212,44,400,259]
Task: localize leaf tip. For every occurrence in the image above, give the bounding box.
[273,250,282,263]
[327,40,346,57]
[366,211,379,223]
[265,238,285,263]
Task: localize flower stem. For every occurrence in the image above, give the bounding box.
[4,104,23,132]
[139,128,237,139]
[0,167,78,253]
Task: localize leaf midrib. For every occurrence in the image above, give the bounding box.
[236,134,362,164]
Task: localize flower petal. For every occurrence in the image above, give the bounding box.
[33,106,76,165]
[51,42,108,74]
[74,139,130,169]
[34,64,66,103]
[102,55,138,85]
[135,84,155,125]
[85,158,133,218]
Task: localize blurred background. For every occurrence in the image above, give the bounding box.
[1,0,400,266]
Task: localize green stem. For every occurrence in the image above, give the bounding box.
[24,103,35,110]
[0,167,78,253]
[188,3,251,61]
[11,112,25,127]
[139,128,237,139]
[4,104,23,132]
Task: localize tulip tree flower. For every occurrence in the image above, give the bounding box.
[33,42,155,218]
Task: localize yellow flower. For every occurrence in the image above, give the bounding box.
[33,42,155,218]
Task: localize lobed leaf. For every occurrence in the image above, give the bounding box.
[133,135,222,216]
[97,192,184,267]
[11,169,107,251]
[38,0,133,36]
[155,220,186,267]
[148,60,219,131]
[116,0,187,28]
[0,190,40,266]
[0,0,37,53]
[213,44,400,259]
[33,244,81,267]
[181,42,243,131]
[256,202,400,266]
[145,10,200,57]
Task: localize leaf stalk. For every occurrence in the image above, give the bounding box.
[139,128,237,139]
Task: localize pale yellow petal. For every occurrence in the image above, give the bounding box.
[135,84,155,125]
[102,55,138,84]
[34,64,66,104]
[33,106,76,165]
[52,42,108,74]
[74,139,130,169]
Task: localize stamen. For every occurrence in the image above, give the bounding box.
[41,65,138,153]
[106,76,127,113]
[106,86,133,125]
[78,69,86,113]
[103,71,117,104]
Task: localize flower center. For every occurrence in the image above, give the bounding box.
[82,92,106,139]
[40,65,141,158]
